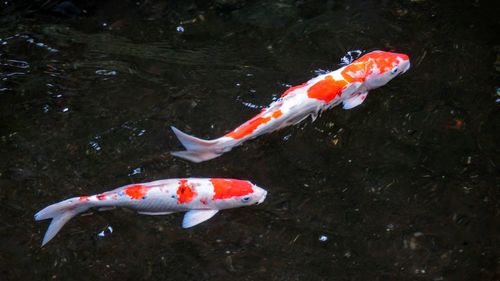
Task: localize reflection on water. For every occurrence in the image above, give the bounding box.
[0,0,498,280]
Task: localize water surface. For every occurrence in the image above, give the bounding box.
[0,0,498,280]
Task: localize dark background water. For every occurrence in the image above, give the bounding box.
[1,0,498,280]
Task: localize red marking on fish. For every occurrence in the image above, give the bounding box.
[342,52,409,82]
[307,76,347,103]
[96,194,107,200]
[211,178,253,200]
[281,83,307,98]
[177,179,197,204]
[200,198,208,205]
[226,114,271,139]
[226,109,283,139]
[341,62,367,83]
[79,196,90,201]
[365,51,407,70]
[124,184,148,200]
[272,110,283,118]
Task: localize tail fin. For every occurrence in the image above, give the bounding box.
[34,198,92,246]
[170,126,223,163]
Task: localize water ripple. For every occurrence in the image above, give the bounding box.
[95,69,117,76]
[0,33,58,53]
[339,49,363,65]
[2,59,29,69]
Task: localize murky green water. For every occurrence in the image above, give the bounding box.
[1,0,498,280]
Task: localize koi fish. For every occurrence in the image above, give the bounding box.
[171,50,410,162]
[34,178,267,246]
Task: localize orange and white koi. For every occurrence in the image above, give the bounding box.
[171,50,410,162]
[34,178,267,246]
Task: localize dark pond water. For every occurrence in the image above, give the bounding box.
[1,0,498,280]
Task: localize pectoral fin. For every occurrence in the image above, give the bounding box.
[343,91,368,109]
[182,209,219,228]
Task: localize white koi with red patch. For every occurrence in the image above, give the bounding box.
[35,178,267,246]
[171,50,410,162]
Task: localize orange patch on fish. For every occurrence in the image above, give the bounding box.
[226,114,271,139]
[177,179,197,204]
[341,62,366,83]
[79,196,90,201]
[211,179,253,200]
[342,51,408,81]
[272,110,283,118]
[226,110,283,139]
[124,184,148,200]
[307,76,347,103]
[281,83,307,98]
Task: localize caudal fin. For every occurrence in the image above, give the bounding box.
[170,126,223,163]
[34,198,91,246]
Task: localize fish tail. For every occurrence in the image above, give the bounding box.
[34,198,92,246]
[170,126,223,163]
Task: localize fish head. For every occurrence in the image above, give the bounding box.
[209,179,267,209]
[233,183,267,207]
[348,51,410,90]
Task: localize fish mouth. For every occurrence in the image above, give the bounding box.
[401,61,411,74]
[257,190,267,205]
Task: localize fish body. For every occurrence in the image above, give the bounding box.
[35,178,267,246]
[171,50,410,162]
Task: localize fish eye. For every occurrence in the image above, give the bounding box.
[241,196,251,203]
[390,66,398,74]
